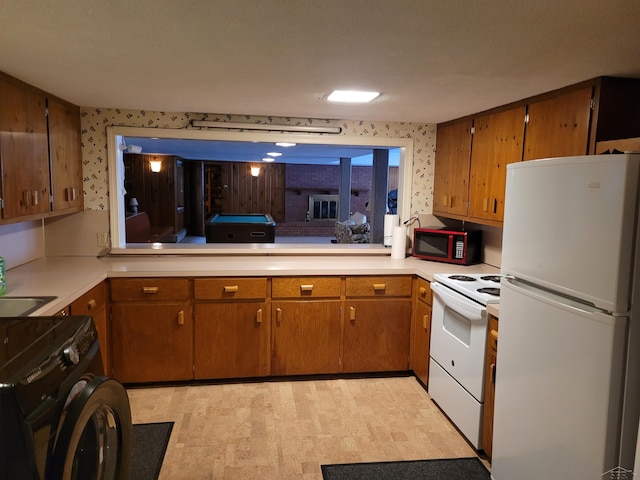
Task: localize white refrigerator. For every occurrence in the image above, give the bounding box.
[492,153,640,479]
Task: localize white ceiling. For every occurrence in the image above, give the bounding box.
[1,1,639,124]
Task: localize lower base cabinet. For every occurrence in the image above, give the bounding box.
[194,302,270,379]
[411,278,432,385]
[108,275,424,383]
[271,301,342,375]
[343,299,411,372]
[70,282,108,374]
[481,314,499,458]
[111,303,193,383]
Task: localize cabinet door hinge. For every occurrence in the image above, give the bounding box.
[470,126,475,135]
[524,113,530,124]
[590,97,595,110]
[0,198,4,209]
[45,107,49,117]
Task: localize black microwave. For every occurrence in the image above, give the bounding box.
[413,227,482,265]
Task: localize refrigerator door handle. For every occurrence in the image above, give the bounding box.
[503,277,609,317]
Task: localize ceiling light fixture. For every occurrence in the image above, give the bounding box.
[275,142,296,147]
[262,157,275,163]
[266,152,282,157]
[327,90,380,103]
[191,120,341,134]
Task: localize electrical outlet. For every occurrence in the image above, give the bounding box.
[97,232,108,247]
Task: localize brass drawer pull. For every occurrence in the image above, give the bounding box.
[177,310,185,326]
[422,313,430,330]
[224,285,239,293]
[276,307,283,323]
[87,299,96,310]
[143,286,159,294]
[419,286,428,298]
[372,283,386,291]
[300,284,314,292]
[349,306,356,321]
[256,308,263,324]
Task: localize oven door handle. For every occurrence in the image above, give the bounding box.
[431,282,486,320]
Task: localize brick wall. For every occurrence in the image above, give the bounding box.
[278,164,397,237]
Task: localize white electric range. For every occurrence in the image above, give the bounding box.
[428,272,504,450]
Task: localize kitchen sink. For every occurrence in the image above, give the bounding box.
[0,296,57,317]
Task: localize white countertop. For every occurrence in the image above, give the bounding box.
[4,255,500,316]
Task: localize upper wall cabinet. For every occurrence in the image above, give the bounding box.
[523,86,593,160]
[0,73,83,224]
[432,119,472,217]
[433,76,640,226]
[48,98,84,214]
[0,77,51,220]
[468,106,525,224]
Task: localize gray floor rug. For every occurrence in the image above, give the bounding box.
[321,457,491,480]
[129,422,174,480]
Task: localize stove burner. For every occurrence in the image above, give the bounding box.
[481,275,503,283]
[448,275,476,282]
[477,287,500,296]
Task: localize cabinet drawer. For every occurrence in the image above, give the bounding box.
[71,282,107,315]
[272,277,341,298]
[415,277,432,305]
[346,276,412,297]
[194,277,267,300]
[110,278,190,301]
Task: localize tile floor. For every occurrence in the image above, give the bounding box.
[127,376,483,480]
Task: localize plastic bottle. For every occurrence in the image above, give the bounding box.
[0,257,5,296]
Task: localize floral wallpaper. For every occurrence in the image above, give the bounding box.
[80,109,436,215]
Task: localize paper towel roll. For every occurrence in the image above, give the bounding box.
[391,225,407,259]
[383,214,398,247]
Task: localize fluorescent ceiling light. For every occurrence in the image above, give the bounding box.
[275,142,296,147]
[262,157,275,162]
[191,120,341,134]
[266,152,282,157]
[327,90,380,103]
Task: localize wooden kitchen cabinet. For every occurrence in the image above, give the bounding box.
[194,277,270,379]
[70,282,109,374]
[110,278,193,383]
[481,313,499,459]
[271,277,342,375]
[0,76,51,221]
[434,77,640,226]
[432,119,472,217]
[411,277,432,386]
[48,98,84,214]
[522,86,593,161]
[343,276,412,373]
[468,106,526,224]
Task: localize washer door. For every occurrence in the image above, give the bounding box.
[49,376,132,480]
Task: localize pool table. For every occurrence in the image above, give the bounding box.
[205,214,276,243]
